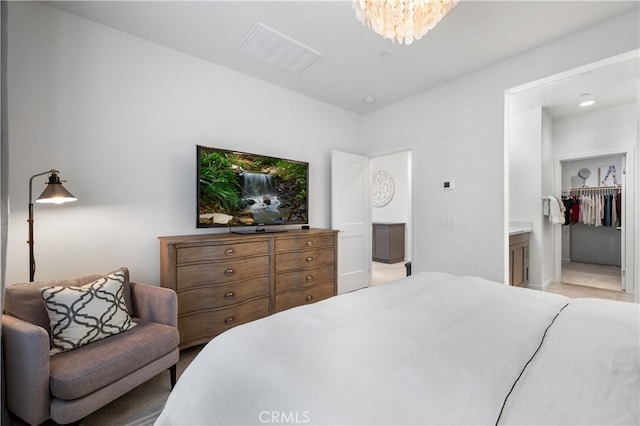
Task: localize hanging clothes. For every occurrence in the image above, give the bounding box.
[567,187,621,228]
[561,196,575,225]
[570,195,580,224]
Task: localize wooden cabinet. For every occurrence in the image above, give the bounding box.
[372,223,405,263]
[159,229,337,349]
[509,233,529,287]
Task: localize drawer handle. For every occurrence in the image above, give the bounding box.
[224,269,234,276]
[305,295,313,302]
[224,291,235,299]
[225,317,234,324]
[306,240,313,247]
[306,275,313,282]
[225,248,235,255]
[306,256,313,263]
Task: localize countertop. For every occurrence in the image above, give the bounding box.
[509,222,533,236]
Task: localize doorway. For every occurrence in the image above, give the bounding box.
[370,150,412,286]
[506,50,638,302]
[559,154,626,293]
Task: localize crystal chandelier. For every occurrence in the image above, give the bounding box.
[354,0,458,45]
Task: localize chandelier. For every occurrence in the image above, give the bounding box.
[354,0,458,45]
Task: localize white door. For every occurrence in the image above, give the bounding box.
[331,151,371,294]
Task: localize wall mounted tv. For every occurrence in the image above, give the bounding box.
[197,145,308,231]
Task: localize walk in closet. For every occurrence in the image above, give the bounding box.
[560,155,624,291]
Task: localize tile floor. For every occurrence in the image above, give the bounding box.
[559,261,621,291]
[545,261,634,303]
[371,260,635,303]
[371,261,406,286]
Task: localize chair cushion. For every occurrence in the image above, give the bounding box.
[3,267,133,334]
[49,318,179,400]
[41,270,137,354]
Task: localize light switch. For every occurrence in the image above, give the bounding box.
[441,216,456,227]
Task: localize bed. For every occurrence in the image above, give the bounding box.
[155,271,639,425]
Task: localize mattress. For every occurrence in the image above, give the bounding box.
[155,271,639,425]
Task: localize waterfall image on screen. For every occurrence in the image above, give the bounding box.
[197,145,308,228]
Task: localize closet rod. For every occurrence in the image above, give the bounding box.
[571,185,622,191]
[567,185,621,193]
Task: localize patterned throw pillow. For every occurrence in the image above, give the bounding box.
[41,270,137,354]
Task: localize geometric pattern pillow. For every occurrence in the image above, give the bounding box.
[40,270,137,354]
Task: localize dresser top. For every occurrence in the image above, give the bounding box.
[159,228,337,245]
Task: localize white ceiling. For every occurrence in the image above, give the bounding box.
[509,53,639,119]
[45,0,639,115]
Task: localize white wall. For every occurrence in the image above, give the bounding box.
[509,108,543,285]
[541,109,555,286]
[508,107,556,289]
[561,155,625,194]
[371,150,412,261]
[362,9,639,283]
[6,2,362,285]
[554,103,637,159]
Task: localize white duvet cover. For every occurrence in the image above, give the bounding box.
[155,271,639,425]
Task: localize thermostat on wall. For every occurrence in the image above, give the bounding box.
[443,180,455,190]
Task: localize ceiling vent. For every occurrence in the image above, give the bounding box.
[239,23,322,73]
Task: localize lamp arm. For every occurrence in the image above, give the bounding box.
[28,169,57,282]
[28,169,57,204]
[28,202,35,282]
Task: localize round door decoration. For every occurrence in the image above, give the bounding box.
[372,170,395,207]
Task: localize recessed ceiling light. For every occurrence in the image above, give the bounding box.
[579,93,596,107]
[362,96,377,105]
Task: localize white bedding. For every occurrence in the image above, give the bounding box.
[155,271,639,425]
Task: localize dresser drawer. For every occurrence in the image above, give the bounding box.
[177,241,269,264]
[178,297,270,347]
[275,264,335,293]
[275,235,334,253]
[275,248,334,273]
[177,256,270,290]
[274,282,335,313]
[178,277,270,314]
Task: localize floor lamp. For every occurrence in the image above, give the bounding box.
[28,169,77,282]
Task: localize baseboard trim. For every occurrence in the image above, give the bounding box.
[526,277,554,291]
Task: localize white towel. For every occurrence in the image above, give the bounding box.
[546,196,565,225]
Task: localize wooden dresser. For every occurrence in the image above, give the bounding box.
[159,229,338,349]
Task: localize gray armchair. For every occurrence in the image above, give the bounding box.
[2,268,179,425]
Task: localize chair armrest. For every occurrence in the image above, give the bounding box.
[2,314,51,426]
[129,282,177,327]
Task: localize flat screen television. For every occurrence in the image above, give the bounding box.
[197,145,308,231]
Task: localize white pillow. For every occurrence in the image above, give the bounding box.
[41,271,137,354]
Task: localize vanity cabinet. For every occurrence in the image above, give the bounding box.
[159,229,337,349]
[509,233,529,287]
[372,223,405,263]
